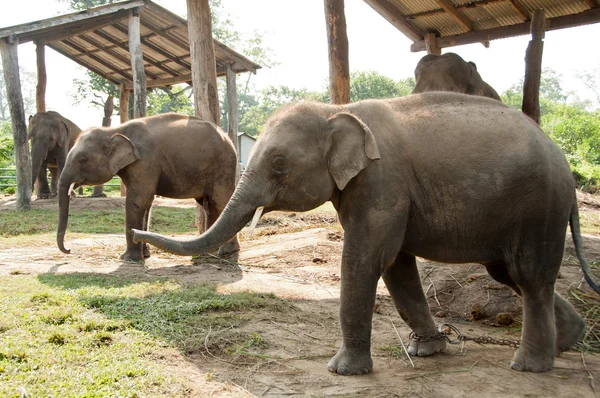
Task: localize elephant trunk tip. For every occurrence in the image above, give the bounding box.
[131,229,144,244]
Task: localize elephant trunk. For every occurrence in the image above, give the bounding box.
[57,171,74,254]
[133,176,263,256]
[30,143,46,190]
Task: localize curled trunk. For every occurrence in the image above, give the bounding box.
[57,174,72,254]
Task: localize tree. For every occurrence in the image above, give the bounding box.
[0,121,14,168]
[350,71,413,102]
[0,68,36,121]
[575,65,600,109]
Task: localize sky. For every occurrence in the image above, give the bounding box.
[1,0,599,129]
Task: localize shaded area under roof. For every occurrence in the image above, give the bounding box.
[0,0,261,88]
[363,0,600,51]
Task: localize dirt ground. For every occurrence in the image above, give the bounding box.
[1,194,599,397]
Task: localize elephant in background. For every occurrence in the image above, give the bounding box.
[28,111,104,199]
[57,113,240,262]
[412,52,501,101]
[133,93,599,375]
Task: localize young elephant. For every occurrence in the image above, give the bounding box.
[57,113,240,261]
[133,93,599,375]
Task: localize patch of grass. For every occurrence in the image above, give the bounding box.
[0,206,197,238]
[0,273,292,396]
[570,288,600,353]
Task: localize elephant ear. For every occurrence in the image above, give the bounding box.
[57,121,69,148]
[326,112,381,191]
[108,133,140,175]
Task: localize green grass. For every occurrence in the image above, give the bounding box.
[0,274,292,397]
[0,207,197,238]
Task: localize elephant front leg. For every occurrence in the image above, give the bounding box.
[36,163,52,199]
[327,248,381,376]
[120,194,151,262]
[383,251,446,356]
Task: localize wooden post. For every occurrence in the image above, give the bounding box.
[324,0,350,104]
[1,36,32,210]
[187,0,220,233]
[226,63,239,181]
[187,0,220,124]
[35,41,46,113]
[128,8,146,119]
[424,33,441,55]
[119,84,129,197]
[522,9,545,124]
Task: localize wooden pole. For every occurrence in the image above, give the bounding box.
[35,41,46,113]
[522,9,545,124]
[1,36,32,210]
[187,0,220,124]
[187,0,220,233]
[226,63,239,181]
[128,8,146,119]
[324,0,350,104]
[424,33,441,55]
[119,84,129,197]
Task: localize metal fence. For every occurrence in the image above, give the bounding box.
[0,168,121,190]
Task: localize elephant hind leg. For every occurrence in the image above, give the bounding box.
[484,260,585,356]
[383,251,446,357]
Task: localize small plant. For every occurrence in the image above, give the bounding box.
[48,333,66,345]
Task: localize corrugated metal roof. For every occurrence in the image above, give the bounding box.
[0,0,261,87]
[363,0,600,51]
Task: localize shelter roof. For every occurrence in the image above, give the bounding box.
[363,0,600,51]
[0,0,261,89]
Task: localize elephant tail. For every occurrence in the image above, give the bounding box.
[569,198,600,295]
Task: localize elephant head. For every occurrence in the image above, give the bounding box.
[28,112,70,191]
[412,53,501,101]
[132,102,380,255]
[57,129,140,253]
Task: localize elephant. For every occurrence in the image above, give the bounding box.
[56,113,240,262]
[28,111,104,199]
[412,52,501,101]
[132,92,600,375]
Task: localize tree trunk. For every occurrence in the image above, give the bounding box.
[324,0,350,105]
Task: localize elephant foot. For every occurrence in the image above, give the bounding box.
[143,244,151,259]
[217,239,240,256]
[510,346,554,372]
[554,296,586,353]
[327,345,373,376]
[36,191,52,200]
[119,250,145,263]
[408,336,446,357]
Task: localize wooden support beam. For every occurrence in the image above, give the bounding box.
[187,0,220,124]
[435,0,473,31]
[583,0,598,9]
[508,0,531,21]
[91,29,181,78]
[522,9,545,124]
[363,0,423,42]
[0,36,32,210]
[411,8,600,51]
[226,63,239,180]
[62,38,133,81]
[35,42,46,113]
[128,8,147,119]
[424,33,441,55]
[125,73,192,90]
[324,0,350,105]
[119,84,129,197]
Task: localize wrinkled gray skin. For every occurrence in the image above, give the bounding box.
[57,113,240,262]
[133,93,599,375]
[28,111,104,199]
[413,52,501,101]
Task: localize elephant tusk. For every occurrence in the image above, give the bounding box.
[68,182,76,196]
[247,206,264,236]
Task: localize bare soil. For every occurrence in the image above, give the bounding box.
[0,194,599,397]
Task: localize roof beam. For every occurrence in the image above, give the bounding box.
[583,0,598,8]
[411,7,600,51]
[125,73,192,90]
[0,0,144,42]
[507,0,531,21]
[91,28,182,78]
[61,38,133,81]
[435,0,473,31]
[47,43,121,85]
[363,0,423,41]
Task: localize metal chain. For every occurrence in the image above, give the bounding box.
[409,323,520,349]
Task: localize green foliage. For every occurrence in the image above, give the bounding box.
[0,121,14,168]
[147,87,194,116]
[350,71,414,102]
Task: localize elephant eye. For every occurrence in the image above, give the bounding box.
[271,156,286,173]
[79,157,87,163]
